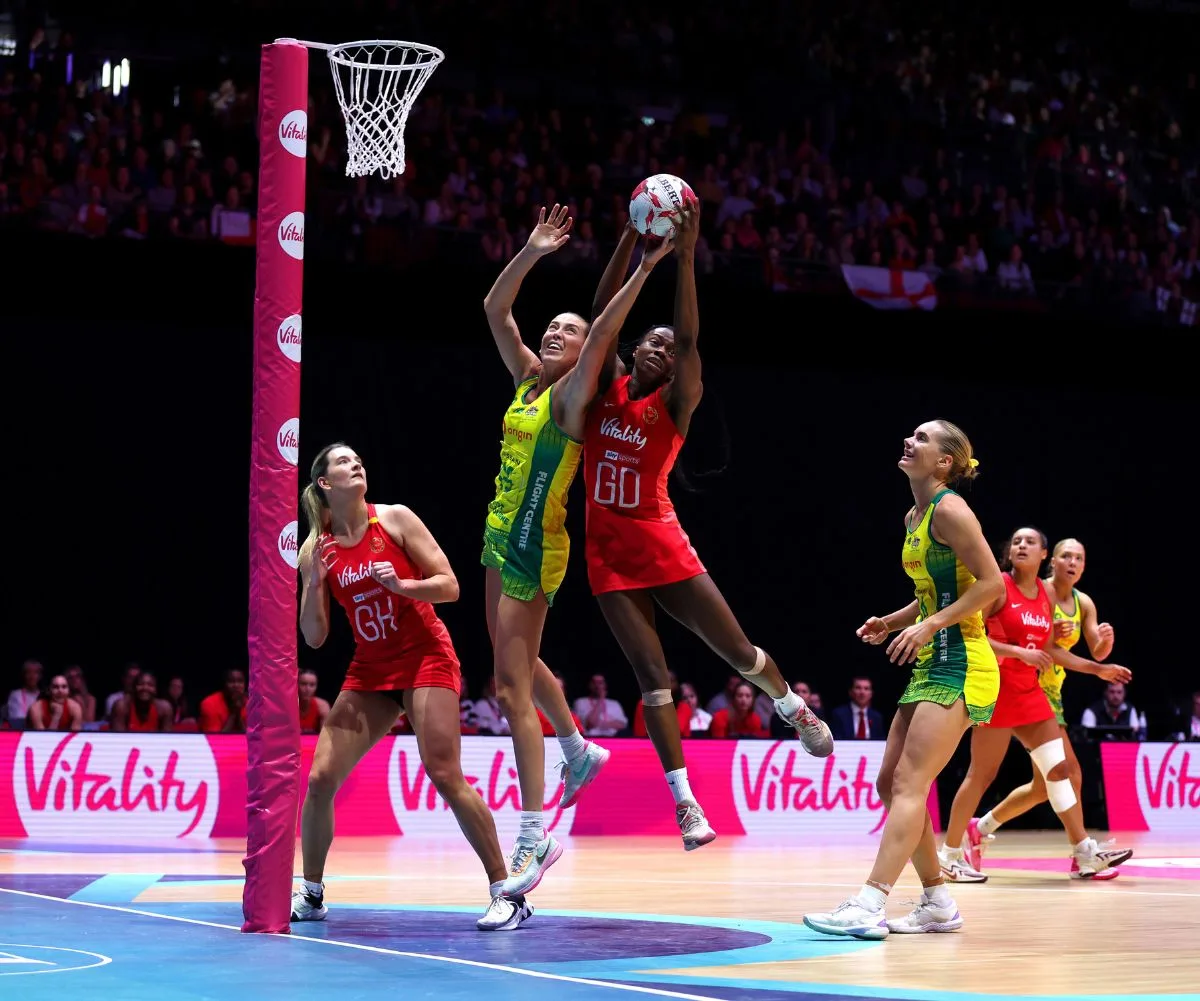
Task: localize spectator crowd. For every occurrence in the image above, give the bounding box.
[5,657,1196,745]
[1,1,1197,324]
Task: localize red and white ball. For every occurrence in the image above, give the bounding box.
[629,174,697,240]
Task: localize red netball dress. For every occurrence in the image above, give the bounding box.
[126,701,160,732]
[322,504,461,694]
[984,572,1056,728]
[583,376,706,595]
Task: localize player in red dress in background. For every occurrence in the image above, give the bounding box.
[298,668,330,733]
[112,671,173,732]
[580,206,833,850]
[937,527,1134,886]
[292,442,531,933]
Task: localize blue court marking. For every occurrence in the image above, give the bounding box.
[3,875,1194,1001]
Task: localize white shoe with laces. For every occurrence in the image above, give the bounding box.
[939,845,988,883]
[500,834,563,898]
[1072,837,1133,877]
[803,898,889,940]
[559,742,610,808]
[886,896,964,934]
[676,800,717,851]
[778,701,835,757]
[476,893,534,931]
[290,886,328,922]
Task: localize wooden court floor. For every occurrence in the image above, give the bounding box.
[1,830,1196,1001]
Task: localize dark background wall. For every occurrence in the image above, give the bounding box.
[7,231,1192,747]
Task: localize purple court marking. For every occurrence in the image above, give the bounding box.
[983,857,1200,879]
[0,873,104,896]
[289,907,771,964]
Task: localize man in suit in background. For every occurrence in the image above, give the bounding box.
[830,676,884,740]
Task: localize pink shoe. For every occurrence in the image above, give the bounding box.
[1071,857,1119,880]
[963,818,993,872]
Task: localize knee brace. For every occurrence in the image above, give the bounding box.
[739,646,767,677]
[642,689,674,707]
[1029,738,1077,812]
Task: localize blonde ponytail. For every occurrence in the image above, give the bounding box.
[300,482,330,556]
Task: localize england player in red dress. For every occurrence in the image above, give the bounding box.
[938,526,1133,882]
[580,207,833,850]
[293,442,530,932]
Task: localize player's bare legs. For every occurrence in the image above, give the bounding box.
[485,568,609,809]
[653,575,833,756]
[597,588,715,850]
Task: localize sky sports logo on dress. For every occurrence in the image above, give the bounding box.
[277,314,302,363]
[279,109,307,158]
[278,211,305,260]
[277,417,299,466]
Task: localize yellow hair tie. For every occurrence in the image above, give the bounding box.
[969,458,980,468]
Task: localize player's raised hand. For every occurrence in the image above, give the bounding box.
[674,207,700,255]
[527,204,573,255]
[312,535,336,582]
[641,234,677,270]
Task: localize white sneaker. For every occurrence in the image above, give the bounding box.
[939,845,988,883]
[500,834,563,898]
[290,886,328,921]
[559,742,610,808]
[676,800,717,851]
[778,701,834,757]
[887,896,964,934]
[476,893,534,931]
[1072,837,1133,877]
[803,898,889,940]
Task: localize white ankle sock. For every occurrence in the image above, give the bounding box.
[518,811,545,843]
[302,878,323,897]
[489,880,504,897]
[665,767,693,805]
[1075,836,1095,853]
[558,729,588,764]
[978,811,1000,836]
[774,690,803,716]
[924,883,952,907]
[856,884,888,911]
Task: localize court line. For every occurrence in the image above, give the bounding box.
[0,887,725,1001]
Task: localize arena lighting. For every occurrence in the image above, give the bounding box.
[102,60,111,87]
[121,58,130,87]
[113,73,121,97]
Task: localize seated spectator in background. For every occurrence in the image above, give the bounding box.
[298,668,330,734]
[471,676,509,736]
[573,673,629,737]
[198,669,247,733]
[166,676,192,726]
[112,671,173,732]
[1082,681,1147,740]
[106,663,141,721]
[63,664,97,724]
[27,674,82,732]
[829,676,884,740]
[1170,691,1200,742]
[709,681,766,738]
[705,674,741,716]
[771,680,823,738]
[6,659,43,729]
[679,683,712,734]
[633,671,691,739]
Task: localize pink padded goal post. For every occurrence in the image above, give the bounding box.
[242,39,308,935]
